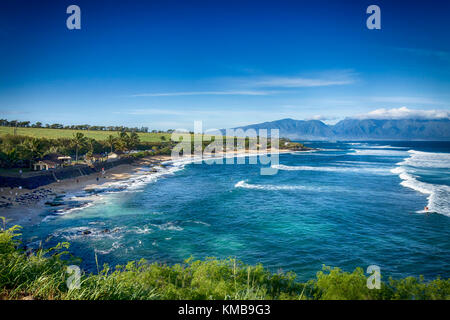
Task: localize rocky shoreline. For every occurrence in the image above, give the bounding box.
[0,158,134,190]
[0,150,295,225]
[0,155,172,225]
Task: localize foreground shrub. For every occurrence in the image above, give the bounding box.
[0,221,449,300]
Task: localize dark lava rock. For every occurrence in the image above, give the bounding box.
[45,201,64,207]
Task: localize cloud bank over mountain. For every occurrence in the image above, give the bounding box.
[353,107,450,120]
[226,108,450,140]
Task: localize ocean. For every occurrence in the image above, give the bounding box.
[21,141,450,281]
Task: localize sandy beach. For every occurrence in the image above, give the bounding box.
[0,155,171,225]
[0,150,292,225]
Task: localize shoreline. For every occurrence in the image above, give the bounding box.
[0,149,294,225]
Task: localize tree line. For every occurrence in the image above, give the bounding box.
[0,132,173,169]
[0,119,177,134]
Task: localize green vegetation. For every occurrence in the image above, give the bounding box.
[0,131,175,169]
[0,126,171,143]
[0,125,306,171]
[1,221,448,300]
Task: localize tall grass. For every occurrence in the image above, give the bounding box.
[1,221,449,300]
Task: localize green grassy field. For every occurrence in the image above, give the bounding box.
[0,126,172,142]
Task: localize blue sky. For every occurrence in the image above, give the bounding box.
[0,0,449,130]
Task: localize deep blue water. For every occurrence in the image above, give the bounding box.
[20,141,450,281]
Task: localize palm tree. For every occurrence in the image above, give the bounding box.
[86,138,96,158]
[4,148,19,168]
[23,138,44,162]
[117,131,129,152]
[72,132,87,161]
[18,138,45,168]
[106,135,116,153]
[128,132,140,150]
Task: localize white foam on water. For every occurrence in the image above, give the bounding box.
[234,180,316,191]
[52,226,124,241]
[368,145,408,149]
[55,202,95,215]
[397,150,450,169]
[95,241,122,255]
[272,164,391,175]
[350,149,408,156]
[317,148,345,152]
[335,161,385,166]
[42,162,189,222]
[151,222,183,231]
[109,163,186,192]
[346,143,407,150]
[391,150,450,216]
[292,149,319,154]
[187,220,211,227]
[130,225,153,234]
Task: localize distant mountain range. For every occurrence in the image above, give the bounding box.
[224,118,450,140]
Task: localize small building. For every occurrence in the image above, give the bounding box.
[33,153,72,171]
[57,155,72,164]
[87,153,107,163]
[107,151,124,161]
[33,160,60,171]
[43,153,72,164]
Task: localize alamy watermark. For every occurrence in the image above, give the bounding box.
[366,5,381,30]
[66,5,380,31]
[66,265,81,290]
[66,5,81,30]
[366,265,381,289]
[170,121,280,175]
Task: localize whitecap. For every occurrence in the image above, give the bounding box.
[52,226,124,241]
[397,150,450,169]
[131,226,153,234]
[350,149,408,156]
[151,222,183,231]
[234,180,315,191]
[95,241,122,255]
[187,220,211,227]
[367,145,408,149]
[391,166,450,216]
[272,164,391,175]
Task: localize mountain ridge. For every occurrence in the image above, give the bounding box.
[224,118,450,140]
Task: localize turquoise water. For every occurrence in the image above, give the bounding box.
[22,141,450,281]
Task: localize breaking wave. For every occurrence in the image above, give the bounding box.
[397,150,450,169]
[234,180,317,191]
[391,150,450,216]
[350,149,408,156]
[272,164,391,175]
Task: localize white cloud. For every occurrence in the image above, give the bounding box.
[397,47,450,61]
[130,70,356,97]
[248,70,356,88]
[354,107,450,120]
[113,108,186,115]
[369,96,443,105]
[305,115,339,121]
[130,90,271,97]
[252,77,353,88]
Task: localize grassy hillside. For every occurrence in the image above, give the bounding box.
[0,126,171,143]
[1,222,449,300]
